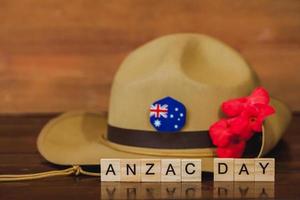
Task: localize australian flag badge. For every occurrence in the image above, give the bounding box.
[149,96,186,132]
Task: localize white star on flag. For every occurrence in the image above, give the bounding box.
[154,119,161,127]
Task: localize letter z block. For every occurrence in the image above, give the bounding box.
[141,159,161,182]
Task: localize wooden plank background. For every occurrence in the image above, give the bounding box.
[0,0,299,113]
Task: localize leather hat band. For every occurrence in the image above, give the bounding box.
[107,125,214,149]
[107,125,262,157]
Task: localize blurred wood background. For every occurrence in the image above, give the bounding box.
[0,0,299,113]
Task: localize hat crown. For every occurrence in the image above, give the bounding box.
[108,34,258,131]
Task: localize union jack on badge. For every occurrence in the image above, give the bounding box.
[149,96,186,132]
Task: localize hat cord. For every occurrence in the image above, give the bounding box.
[0,165,99,181]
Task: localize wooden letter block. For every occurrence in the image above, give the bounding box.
[214,158,234,181]
[254,158,275,181]
[234,159,255,181]
[120,159,141,182]
[101,159,120,181]
[141,159,161,182]
[181,159,202,182]
[161,159,181,182]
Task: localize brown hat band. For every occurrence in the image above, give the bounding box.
[107,125,214,149]
[107,125,262,157]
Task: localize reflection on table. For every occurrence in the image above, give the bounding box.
[100,181,274,199]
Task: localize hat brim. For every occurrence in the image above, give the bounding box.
[37,98,291,172]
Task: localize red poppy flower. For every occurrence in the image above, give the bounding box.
[209,87,275,158]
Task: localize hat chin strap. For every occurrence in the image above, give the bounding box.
[0,166,99,182]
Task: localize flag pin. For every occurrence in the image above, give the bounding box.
[149,96,186,132]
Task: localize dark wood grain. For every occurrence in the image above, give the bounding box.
[0,0,299,113]
[0,113,299,199]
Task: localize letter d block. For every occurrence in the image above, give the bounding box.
[101,159,120,181]
[181,159,202,182]
[120,159,141,182]
[214,158,234,181]
[255,158,275,181]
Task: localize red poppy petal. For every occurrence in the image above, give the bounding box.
[209,119,232,147]
[248,104,275,132]
[258,104,276,118]
[248,87,270,105]
[216,141,246,158]
[251,119,263,132]
[222,97,247,117]
[227,116,254,140]
[239,107,262,133]
[240,104,260,118]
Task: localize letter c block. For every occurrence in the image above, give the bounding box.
[181,159,202,182]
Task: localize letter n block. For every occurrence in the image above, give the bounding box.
[181,159,202,182]
[120,159,141,182]
[234,159,255,181]
[161,159,181,182]
[141,159,161,182]
[254,158,275,181]
[101,159,120,181]
[214,158,234,181]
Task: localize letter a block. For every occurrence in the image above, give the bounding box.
[234,159,255,181]
[120,159,141,182]
[254,158,275,181]
[214,158,234,181]
[101,159,120,181]
[141,159,161,182]
[161,159,181,182]
[181,159,202,182]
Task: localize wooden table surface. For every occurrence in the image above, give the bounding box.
[0,113,299,199]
